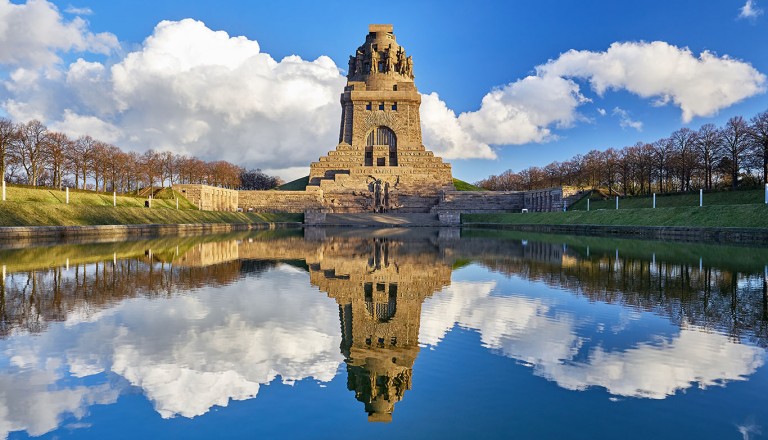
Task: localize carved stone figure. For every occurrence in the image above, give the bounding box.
[355,49,363,74]
[348,56,355,77]
[397,48,406,75]
[370,49,379,74]
[405,56,413,78]
[385,44,395,73]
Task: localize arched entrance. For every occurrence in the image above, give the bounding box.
[365,126,397,166]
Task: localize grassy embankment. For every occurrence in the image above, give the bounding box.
[276,176,310,191]
[570,188,764,210]
[464,188,768,228]
[452,178,486,191]
[0,185,302,226]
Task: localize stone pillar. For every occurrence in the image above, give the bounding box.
[304,209,329,225]
[437,210,460,225]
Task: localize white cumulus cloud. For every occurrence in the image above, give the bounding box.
[542,41,766,122]
[419,41,764,154]
[0,0,117,68]
[420,92,496,159]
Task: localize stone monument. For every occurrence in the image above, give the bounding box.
[308,24,454,213]
[177,25,583,219]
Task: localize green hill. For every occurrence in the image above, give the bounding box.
[453,178,486,191]
[276,176,309,191]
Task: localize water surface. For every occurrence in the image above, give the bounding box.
[0,228,766,439]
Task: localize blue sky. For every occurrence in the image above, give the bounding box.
[1,0,766,182]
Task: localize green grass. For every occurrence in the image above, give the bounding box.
[464,204,768,228]
[453,178,486,191]
[570,188,765,210]
[276,176,310,191]
[0,201,302,226]
[2,185,197,209]
[0,184,304,226]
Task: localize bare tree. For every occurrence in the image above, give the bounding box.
[11,120,49,186]
[670,127,698,191]
[159,151,176,187]
[140,150,161,192]
[749,111,768,185]
[695,124,722,190]
[72,135,97,190]
[721,116,751,188]
[0,118,17,180]
[46,132,72,189]
[89,141,111,192]
[653,138,673,193]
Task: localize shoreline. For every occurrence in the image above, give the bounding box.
[461,222,768,245]
[0,222,303,242]
[1,220,766,246]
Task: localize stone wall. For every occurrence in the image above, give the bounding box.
[434,191,524,213]
[172,183,584,216]
[522,187,581,212]
[238,188,324,213]
[175,184,238,211]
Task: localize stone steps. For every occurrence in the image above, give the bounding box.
[319,213,442,227]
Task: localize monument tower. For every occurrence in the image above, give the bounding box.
[308,24,454,213]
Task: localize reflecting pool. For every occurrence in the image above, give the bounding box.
[0,228,767,439]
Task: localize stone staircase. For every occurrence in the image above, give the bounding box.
[319,213,442,227]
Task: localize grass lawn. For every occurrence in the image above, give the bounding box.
[464,204,768,228]
[570,188,765,210]
[3,185,198,209]
[0,184,302,226]
[0,202,303,226]
[453,178,486,191]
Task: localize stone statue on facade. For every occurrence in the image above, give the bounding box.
[348,56,355,78]
[405,56,413,78]
[370,49,379,74]
[367,177,391,213]
[355,49,363,74]
[397,48,406,75]
[385,45,395,74]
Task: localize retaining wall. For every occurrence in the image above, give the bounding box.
[239,189,324,213]
[174,184,238,211]
[0,222,302,243]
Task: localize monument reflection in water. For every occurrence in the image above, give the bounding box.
[309,232,451,422]
[0,229,767,438]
